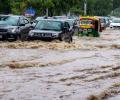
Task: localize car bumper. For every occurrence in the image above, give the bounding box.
[28,33,59,39]
[110,26,120,28]
[0,32,17,40]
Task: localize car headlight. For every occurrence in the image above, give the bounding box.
[8,28,17,33]
[29,31,34,36]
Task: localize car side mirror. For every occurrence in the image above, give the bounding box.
[30,26,34,30]
[19,23,25,26]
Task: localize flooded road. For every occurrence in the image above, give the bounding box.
[0,28,120,100]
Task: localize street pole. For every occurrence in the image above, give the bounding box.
[46,0,48,16]
[46,8,48,17]
[84,0,87,16]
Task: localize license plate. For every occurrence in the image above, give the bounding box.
[0,35,2,38]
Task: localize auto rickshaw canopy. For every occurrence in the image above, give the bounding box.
[80,16,100,21]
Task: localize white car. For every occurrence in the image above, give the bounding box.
[110,18,120,29]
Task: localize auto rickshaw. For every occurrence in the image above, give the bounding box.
[78,16,102,37]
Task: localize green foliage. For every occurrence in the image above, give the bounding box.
[0,0,11,14]
[0,0,119,16]
[94,0,113,16]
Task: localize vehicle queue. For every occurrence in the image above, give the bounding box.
[0,14,111,43]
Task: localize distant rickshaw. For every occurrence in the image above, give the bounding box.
[78,16,102,37]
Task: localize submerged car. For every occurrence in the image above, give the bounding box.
[28,19,73,43]
[110,18,120,29]
[0,15,31,41]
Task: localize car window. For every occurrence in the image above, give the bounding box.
[100,18,105,23]
[64,22,70,28]
[19,17,25,25]
[66,20,74,26]
[113,19,120,23]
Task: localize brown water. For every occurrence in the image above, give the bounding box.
[0,28,120,100]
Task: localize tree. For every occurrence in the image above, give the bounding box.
[0,0,11,14]
[0,0,118,16]
[113,0,120,10]
[94,0,113,16]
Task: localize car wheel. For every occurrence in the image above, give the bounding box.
[16,35,21,41]
[27,37,32,41]
[59,34,64,41]
[20,34,28,41]
[60,33,72,43]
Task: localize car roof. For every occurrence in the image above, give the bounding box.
[65,19,75,21]
[36,18,69,22]
[0,14,24,18]
[36,16,52,19]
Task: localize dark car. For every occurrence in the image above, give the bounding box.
[28,19,73,43]
[0,15,31,41]
[99,17,107,30]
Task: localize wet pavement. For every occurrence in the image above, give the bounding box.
[0,28,120,100]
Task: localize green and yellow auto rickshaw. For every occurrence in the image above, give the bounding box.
[78,16,102,37]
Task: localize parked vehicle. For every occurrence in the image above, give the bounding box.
[99,17,107,30]
[79,16,102,37]
[110,18,120,29]
[0,15,32,41]
[28,19,73,43]
[65,19,79,35]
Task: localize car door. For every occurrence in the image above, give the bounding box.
[23,17,31,33]
[18,17,30,40]
[64,22,72,34]
[18,17,26,34]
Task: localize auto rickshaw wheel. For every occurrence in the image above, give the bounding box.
[93,33,100,37]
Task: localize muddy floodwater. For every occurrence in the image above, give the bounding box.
[0,28,120,100]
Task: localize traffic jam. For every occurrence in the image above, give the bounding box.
[0,15,113,42]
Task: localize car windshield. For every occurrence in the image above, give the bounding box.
[113,19,120,23]
[35,20,62,31]
[80,20,93,25]
[0,16,19,26]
